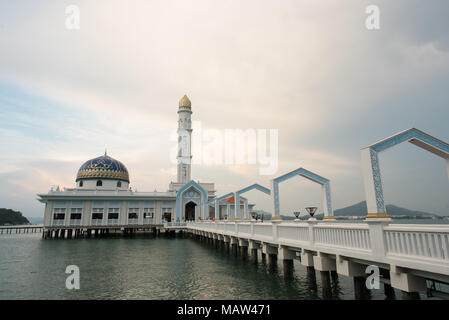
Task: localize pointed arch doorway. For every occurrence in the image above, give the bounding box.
[185,201,196,221]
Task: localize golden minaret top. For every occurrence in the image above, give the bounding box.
[178,94,191,108]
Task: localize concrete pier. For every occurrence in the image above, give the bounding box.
[307,266,317,291]
[354,276,369,300]
[320,271,332,299]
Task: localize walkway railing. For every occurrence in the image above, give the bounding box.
[164,221,187,229]
[187,221,449,276]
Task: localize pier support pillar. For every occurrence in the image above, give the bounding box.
[279,246,296,279]
[313,252,336,300]
[380,268,395,299]
[307,266,317,291]
[300,250,314,268]
[320,271,332,299]
[354,276,369,300]
[238,239,248,260]
[249,241,258,264]
[336,256,365,277]
[390,265,426,299]
[262,243,278,272]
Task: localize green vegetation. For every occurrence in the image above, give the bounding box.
[0,208,30,226]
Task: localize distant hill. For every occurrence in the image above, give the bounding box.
[334,201,439,217]
[255,201,440,220]
[0,208,30,226]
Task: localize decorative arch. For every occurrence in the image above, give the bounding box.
[214,192,234,220]
[362,128,449,218]
[271,168,333,220]
[235,183,271,220]
[176,180,208,221]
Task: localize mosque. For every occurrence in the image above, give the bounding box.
[37,95,254,233]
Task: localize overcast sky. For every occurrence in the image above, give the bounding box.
[1,0,449,218]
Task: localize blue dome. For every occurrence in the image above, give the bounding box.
[76,154,129,183]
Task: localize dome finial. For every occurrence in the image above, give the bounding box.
[179,94,191,108]
[104,148,107,157]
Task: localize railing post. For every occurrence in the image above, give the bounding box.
[271,219,281,242]
[307,219,318,246]
[366,219,390,258]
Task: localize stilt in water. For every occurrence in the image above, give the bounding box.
[251,248,258,264]
[283,259,294,280]
[354,276,370,300]
[320,271,332,299]
[267,254,277,273]
[307,266,317,292]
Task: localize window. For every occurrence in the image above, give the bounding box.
[53,208,66,220]
[143,208,154,219]
[96,180,103,187]
[128,208,139,219]
[79,181,83,187]
[70,208,82,220]
[108,208,119,219]
[92,208,103,219]
[117,181,121,188]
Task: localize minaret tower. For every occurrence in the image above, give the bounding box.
[177,94,193,184]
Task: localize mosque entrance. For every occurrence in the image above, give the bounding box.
[185,201,196,221]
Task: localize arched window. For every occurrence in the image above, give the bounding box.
[79,181,83,187]
[117,181,121,188]
[96,180,103,187]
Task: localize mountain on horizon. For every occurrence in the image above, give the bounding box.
[334,201,440,217]
[0,208,30,225]
[255,201,441,219]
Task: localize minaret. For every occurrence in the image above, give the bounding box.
[177,94,192,184]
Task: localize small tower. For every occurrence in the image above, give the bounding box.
[177,94,192,184]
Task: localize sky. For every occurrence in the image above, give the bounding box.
[0,0,449,218]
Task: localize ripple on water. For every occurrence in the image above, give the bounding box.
[0,236,408,300]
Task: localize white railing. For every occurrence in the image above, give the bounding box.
[143,218,154,225]
[187,221,449,276]
[108,219,119,225]
[69,219,81,226]
[52,220,65,226]
[278,224,309,243]
[314,224,371,250]
[164,221,187,228]
[91,219,103,226]
[128,218,138,225]
[384,224,449,261]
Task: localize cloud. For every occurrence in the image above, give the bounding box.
[1,1,449,216]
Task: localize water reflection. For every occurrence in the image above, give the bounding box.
[0,235,406,300]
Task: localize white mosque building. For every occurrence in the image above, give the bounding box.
[37,95,254,235]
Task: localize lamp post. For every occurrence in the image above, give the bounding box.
[305,207,318,221]
[293,211,301,222]
[250,211,256,221]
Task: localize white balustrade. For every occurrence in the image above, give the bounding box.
[52,220,65,226]
[186,221,449,276]
[314,224,371,250]
[384,224,449,261]
[108,219,119,225]
[278,224,309,243]
[91,219,103,226]
[69,219,81,226]
[128,218,138,225]
[143,218,154,225]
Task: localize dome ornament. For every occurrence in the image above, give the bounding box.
[178,94,191,108]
